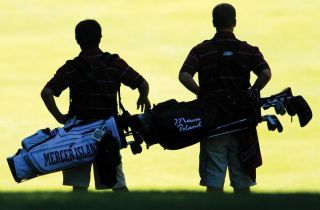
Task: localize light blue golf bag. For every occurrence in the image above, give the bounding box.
[7,117,124,183]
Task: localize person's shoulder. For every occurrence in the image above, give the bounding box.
[189,40,215,55]
[100,52,121,64]
[193,39,213,49]
[65,56,78,66]
[102,51,130,70]
[240,40,257,48]
[55,58,78,74]
[66,55,88,68]
[237,39,262,54]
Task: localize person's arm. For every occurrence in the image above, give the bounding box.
[179,47,200,96]
[251,68,272,91]
[179,71,200,96]
[137,80,151,112]
[113,56,151,112]
[41,87,68,124]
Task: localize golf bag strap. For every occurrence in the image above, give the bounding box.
[102,52,128,115]
[117,85,127,114]
[68,53,127,114]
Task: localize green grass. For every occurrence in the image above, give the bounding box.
[1,192,320,210]
[1,0,320,193]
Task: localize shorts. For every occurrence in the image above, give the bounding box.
[62,160,127,190]
[199,132,256,189]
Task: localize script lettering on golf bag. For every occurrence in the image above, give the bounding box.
[174,117,202,132]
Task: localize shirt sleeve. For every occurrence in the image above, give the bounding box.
[44,63,73,97]
[113,57,145,90]
[179,47,200,76]
[250,47,270,76]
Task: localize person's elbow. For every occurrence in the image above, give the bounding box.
[41,87,53,100]
[138,80,150,97]
[138,80,149,91]
[262,68,272,81]
[179,72,192,84]
[257,69,271,86]
[178,72,184,83]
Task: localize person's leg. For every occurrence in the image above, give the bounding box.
[199,136,229,192]
[227,134,256,193]
[73,186,88,192]
[112,186,129,192]
[233,187,251,193]
[112,162,129,192]
[62,163,92,192]
[94,157,129,192]
[207,187,224,193]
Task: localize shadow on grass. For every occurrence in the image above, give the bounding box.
[0,191,319,210]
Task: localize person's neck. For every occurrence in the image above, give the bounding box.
[81,46,100,52]
[216,28,234,33]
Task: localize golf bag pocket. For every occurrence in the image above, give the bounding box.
[142,99,211,150]
[150,99,207,134]
[7,149,39,183]
[26,135,97,174]
[21,128,53,151]
[7,132,98,183]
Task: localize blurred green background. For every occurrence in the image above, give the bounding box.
[1,0,319,192]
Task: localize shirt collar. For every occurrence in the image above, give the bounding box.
[213,31,236,40]
[79,48,103,57]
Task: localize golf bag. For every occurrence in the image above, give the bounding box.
[7,117,126,184]
[125,87,312,153]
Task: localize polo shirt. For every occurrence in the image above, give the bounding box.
[45,48,145,120]
[180,31,270,98]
